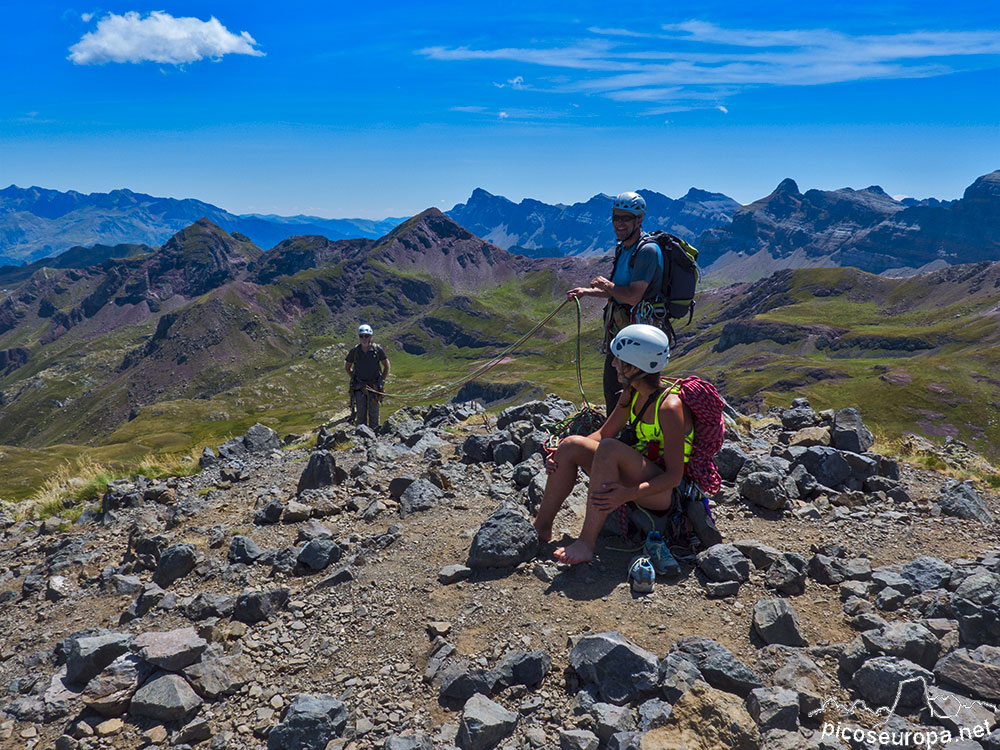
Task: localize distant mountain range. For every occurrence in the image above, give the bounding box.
[445,187,741,256]
[0,185,403,266]
[4,171,1000,281]
[698,171,1000,277]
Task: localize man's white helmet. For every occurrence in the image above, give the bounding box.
[611,324,670,373]
[612,191,646,216]
[357,324,374,336]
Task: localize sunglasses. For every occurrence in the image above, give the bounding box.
[611,214,637,225]
[359,334,372,339]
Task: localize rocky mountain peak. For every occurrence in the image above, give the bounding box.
[160,218,262,264]
[374,208,516,290]
[963,170,1000,201]
[773,178,801,196]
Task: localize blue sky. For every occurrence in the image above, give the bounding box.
[2,1,999,218]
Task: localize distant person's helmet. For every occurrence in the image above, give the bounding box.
[358,324,374,336]
[611,324,670,373]
[612,191,646,216]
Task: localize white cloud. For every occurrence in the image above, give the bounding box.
[498,111,509,119]
[508,75,524,89]
[68,10,264,65]
[420,22,1000,111]
[716,105,729,113]
[451,105,488,113]
[81,12,93,23]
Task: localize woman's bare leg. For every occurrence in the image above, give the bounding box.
[533,435,599,543]
[555,439,672,564]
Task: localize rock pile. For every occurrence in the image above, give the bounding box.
[1,398,999,750]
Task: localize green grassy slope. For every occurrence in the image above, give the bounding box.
[4,260,1000,503]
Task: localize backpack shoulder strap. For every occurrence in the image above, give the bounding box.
[627,232,657,270]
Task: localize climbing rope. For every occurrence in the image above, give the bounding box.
[362,297,582,404]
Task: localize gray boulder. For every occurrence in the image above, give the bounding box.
[747,687,800,732]
[297,539,342,571]
[852,657,932,707]
[937,481,994,524]
[591,701,635,742]
[808,554,848,585]
[457,693,517,750]
[233,588,289,624]
[228,535,264,565]
[243,423,281,453]
[734,539,782,570]
[951,572,1000,646]
[831,408,874,453]
[859,622,940,669]
[134,627,207,672]
[297,451,342,494]
[153,544,197,588]
[697,544,750,583]
[183,655,250,700]
[254,499,284,525]
[753,598,808,646]
[65,633,132,685]
[900,556,954,593]
[388,476,415,499]
[671,636,764,698]
[570,632,659,705]
[782,400,819,430]
[439,666,496,704]
[738,472,787,510]
[716,443,748,482]
[637,698,672,730]
[491,650,550,689]
[934,647,1000,701]
[790,447,852,489]
[266,693,348,750]
[399,478,443,516]
[461,435,493,464]
[184,591,236,622]
[129,673,203,723]
[765,553,808,596]
[467,508,538,568]
[658,652,703,703]
[492,441,521,465]
[559,728,600,750]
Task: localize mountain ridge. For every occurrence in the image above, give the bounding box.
[0,185,403,266]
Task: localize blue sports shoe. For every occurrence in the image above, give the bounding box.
[645,531,681,577]
[629,556,655,594]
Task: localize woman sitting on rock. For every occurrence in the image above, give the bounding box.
[533,324,716,569]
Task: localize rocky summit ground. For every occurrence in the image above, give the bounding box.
[2,395,1000,750]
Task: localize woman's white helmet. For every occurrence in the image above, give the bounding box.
[612,191,646,216]
[611,324,670,373]
[357,324,374,336]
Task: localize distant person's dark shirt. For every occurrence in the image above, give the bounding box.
[346,344,387,383]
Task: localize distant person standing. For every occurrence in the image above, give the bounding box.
[345,324,390,429]
[567,191,663,415]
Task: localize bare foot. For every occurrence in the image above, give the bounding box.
[553,540,594,565]
[532,519,553,544]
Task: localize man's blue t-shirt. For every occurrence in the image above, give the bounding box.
[611,238,663,299]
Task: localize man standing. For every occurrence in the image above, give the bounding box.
[345,324,390,430]
[567,191,662,415]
